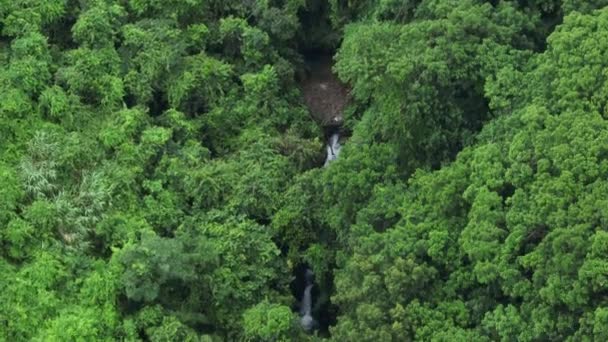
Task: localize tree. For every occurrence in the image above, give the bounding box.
[4,0,608,340]
[243,301,298,341]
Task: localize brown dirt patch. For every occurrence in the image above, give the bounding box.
[299,55,350,126]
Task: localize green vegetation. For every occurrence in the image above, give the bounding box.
[2,0,608,340]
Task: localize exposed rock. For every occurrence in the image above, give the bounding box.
[300,54,349,127]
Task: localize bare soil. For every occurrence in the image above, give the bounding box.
[299,54,350,127]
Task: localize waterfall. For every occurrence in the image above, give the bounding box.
[300,285,313,316]
[300,269,317,331]
[302,132,340,330]
[324,132,341,167]
[299,128,343,332]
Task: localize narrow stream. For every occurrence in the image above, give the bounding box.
[296,49,347,333]
[323,132,341,167]
[297,133,342,332]
[299,269,317,331]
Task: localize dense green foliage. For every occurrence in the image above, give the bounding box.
[2,0,608,340]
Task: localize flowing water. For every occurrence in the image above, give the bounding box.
[300,269,317,331]
[298,133,343,331]
[297,52,345,332]
[324,133,341,167]
[298,132,341,332]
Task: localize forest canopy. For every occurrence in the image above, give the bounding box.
[2,0,608,341]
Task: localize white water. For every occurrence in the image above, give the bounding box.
[300,269,317,331]
[298,132,342,331]
[324,133,341,167]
